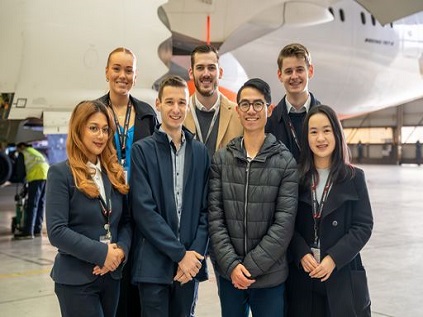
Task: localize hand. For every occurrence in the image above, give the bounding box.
[178,251,204,278]
[309,255,336,282]
[230,264,255,290]
[102,243,125,272]
[93,265,110,276]
[300,253,319,273]
[174,267,192,285]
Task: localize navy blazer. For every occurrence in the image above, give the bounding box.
[98,93,157,142]
[46,161,131,285]
[265,92,320,161]
[130,127,210,285]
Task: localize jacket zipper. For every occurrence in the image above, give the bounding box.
[244,160,251,255]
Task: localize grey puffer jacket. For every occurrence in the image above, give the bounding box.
[208,134,298,288]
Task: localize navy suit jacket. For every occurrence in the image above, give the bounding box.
[98,93,157,142]
[265,92,320,161]
[130,127,210,284]
[46,161,131,285]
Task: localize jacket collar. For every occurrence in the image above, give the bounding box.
[215,94,235,149]
[276,92,320,123]
[299,175,359,218]
[153,124,194,145]
[100,93,156,120]
[228,133,282,162]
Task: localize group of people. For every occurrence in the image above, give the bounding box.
[44,42,373,317]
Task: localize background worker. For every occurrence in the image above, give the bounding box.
[14,142,49,239]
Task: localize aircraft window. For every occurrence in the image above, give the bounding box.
[361,12,366,25]
[371,15,376,26]
[328,7,334,17]
[339,9,345,22]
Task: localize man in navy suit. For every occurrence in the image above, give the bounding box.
[130,75,210,317]
[265,43,320,162]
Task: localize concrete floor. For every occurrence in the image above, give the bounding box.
[0,164,422,317]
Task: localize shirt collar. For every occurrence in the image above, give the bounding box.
[193,92,221,112]
[286,94,311,114]
[87,159,102,172]
[159,126,186,146]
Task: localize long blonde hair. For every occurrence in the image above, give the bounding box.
[66,100,128,197]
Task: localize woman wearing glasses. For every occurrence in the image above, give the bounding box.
[46,100,131,317]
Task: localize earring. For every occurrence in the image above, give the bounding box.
[106,78,109,82]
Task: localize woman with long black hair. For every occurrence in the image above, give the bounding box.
[288,105,373,317]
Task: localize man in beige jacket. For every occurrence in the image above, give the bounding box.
[184,44,243,158]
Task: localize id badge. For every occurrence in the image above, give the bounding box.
[100,235,111,244]
[121,159,128,184]
[311,247,321,263]
[124,169,128,184]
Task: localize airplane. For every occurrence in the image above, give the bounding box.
[1,0,423,185]
[164,0,423,115]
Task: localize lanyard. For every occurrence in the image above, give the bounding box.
[311,173,333,245]
[98,195,112,219]
[98,193,112,237]
[286,116,301,152]
[108,97,132,165]
[190,95,220,144]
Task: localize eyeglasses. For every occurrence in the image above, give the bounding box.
[87,125,110,135]
[238,100,267,112]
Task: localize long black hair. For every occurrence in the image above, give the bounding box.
[298,105,352,187]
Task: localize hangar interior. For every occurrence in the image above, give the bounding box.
[343,98,423,165]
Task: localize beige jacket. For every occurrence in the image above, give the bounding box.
[184,94,243,152]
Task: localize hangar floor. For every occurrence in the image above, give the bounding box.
[0,164,422,317]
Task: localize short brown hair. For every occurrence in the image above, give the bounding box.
[190,44,219,68]
[277,43,311,70]
[157,75,188,101]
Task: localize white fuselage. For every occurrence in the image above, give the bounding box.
[222,1,423,115]
[0,0,422,124]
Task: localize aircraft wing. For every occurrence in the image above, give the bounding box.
[356,0,423,25]
[164,0,338,54]
[166,0,423,53]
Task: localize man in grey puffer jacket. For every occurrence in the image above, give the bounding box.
[208,78,298,317]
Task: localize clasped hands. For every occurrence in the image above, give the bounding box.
[173,250,204,285]
[230,263,256,290]
[300,253,336,282]
[93,243,125,276]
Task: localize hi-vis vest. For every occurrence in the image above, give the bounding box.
[22,147,49,181]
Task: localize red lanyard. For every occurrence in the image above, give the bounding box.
[311,173,332,245]
[287,118,301,152]
[98,195,112,220]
